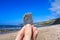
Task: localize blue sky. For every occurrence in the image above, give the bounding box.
[0,0,53,25]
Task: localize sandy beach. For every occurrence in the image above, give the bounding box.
[0,24,60,40]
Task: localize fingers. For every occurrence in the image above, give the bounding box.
[33,30,38,40]
[24,24,32,40]
[32,25,36,33]
[32,25,38,40]
[15,26,25,40]
[15,24,38,40]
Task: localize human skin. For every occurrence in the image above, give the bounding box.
[15,24,38,40]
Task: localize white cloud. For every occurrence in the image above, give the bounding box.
[49,0,60,19]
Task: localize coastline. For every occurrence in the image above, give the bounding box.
[0,24,60,40]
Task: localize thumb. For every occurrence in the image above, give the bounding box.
[24,24,32,40]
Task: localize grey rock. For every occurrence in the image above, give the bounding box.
[23,13,33,25]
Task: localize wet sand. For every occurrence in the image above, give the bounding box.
[0,24,60,40]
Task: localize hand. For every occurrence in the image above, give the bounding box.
[15,24,38,40]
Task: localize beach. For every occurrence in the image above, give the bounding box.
[0,24,60,40]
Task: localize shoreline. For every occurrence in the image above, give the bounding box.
[0,24,60,40]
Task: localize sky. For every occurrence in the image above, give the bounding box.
[0,0,57,25]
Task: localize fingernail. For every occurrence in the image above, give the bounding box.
[26,24,31,28]
[26,24,31,26]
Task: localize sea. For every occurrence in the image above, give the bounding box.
[0,25,41,34]
[0,25,23,34]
